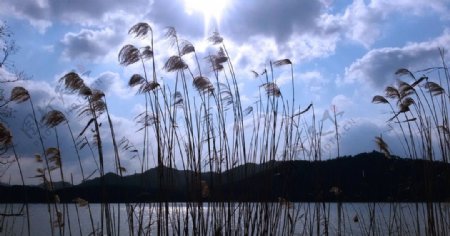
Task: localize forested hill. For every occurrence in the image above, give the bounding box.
[1,151,450,202]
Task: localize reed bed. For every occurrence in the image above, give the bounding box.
[0,23,449,235]
[372,49,450,236]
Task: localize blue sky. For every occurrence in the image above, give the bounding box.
[1,0,450,184]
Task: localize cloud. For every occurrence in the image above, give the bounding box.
[331,94,354,111]
[221,0,323,42]
[318,0,386,48]
[369,0,450,17]
[3,0,449,59]
[60,27,124,62]
[88,71,131,98]
[0,0,143,62]
[314,117,404,158]
[145,0,338,65]
[10,0,448,68]
[319,0,450,48]
[275,71,327,95]
[299,71,328,91]
[214,0,446,68]
[0,76,81,173]
[145,0,204,38]
[337,119,402,156]
[344,31,450,88]
[0,68,146,184]
[42,44,54,53]
[57,10,144,63]
[0,0,151,31]
[337,0,381,47]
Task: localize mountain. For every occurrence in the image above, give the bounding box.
[37,181,73,190]
[1,151,450,203]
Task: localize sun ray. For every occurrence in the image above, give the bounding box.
[183,0,230,36]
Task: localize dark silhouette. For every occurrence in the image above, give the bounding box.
[1,151,449,203]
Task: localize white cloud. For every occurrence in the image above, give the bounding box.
[344,31,450,88]
[0,67,149,184]
[300,71,322,80]
[275,70,327,96]
[2,0,449,63]
[336,119,402,156]
[369,0,450,17]
[7,0,448,69]
[340,0,381,47]
[287,32,340,60]
[60,28,122,61]
[88,71,131,99]
[331,94,354,111]
[0,0,150,31]
[221,0,323,43]
[319,0,450,48]
[298,71,325,86]
[29,20,52,34]
[42,44,54,53]
[211,0,449,70]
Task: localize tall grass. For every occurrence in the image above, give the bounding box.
[0,23,449,235]
[115,22,309,235]
[372,48,450,235]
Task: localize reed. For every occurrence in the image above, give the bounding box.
[115,22,316,235]
[372,49,450,236]
[1,23,450,236]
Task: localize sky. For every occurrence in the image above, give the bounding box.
[0,0,450,184]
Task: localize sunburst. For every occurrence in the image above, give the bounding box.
[183,0,230,34]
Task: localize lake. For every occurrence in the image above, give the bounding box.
[1,202,449,235]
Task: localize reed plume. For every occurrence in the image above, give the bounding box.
[10,86,30,103]
[375,136,391,158]
[118,45,140,66]
[180,40,195,56]
[41,110,67,128]
[0,122,12,151]
[128,22,152,38]
[261,82,282,97]
[129,74,145,87]
[371,95,389,104]
[193,76,214,94]
[208,31,223,45]
[163,56,188,72]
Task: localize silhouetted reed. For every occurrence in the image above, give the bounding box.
[372,49,450,235]
[1,23,450,236]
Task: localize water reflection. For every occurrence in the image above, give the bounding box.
[0,202,448,235]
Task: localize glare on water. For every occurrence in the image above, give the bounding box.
[1,202,447,235]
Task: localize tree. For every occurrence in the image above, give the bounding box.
[0,21,18,68]
[0,21,20,120]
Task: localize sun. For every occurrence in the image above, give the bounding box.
[183,0,230,33]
